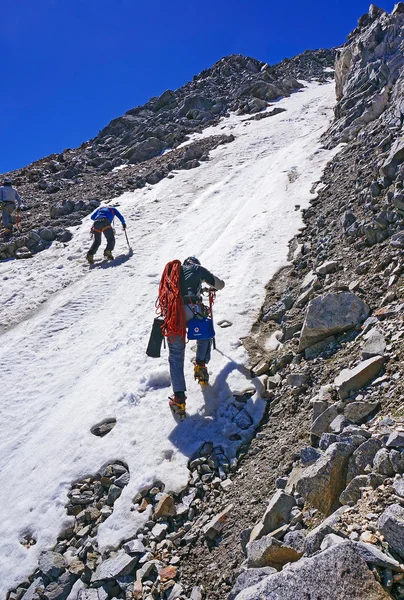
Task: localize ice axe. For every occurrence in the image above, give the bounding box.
[123,226,132,251]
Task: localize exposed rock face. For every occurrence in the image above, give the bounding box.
[233,542,391,600]
[329,5,404,146]
[298,293,370,352]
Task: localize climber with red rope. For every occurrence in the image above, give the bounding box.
[156,257,225,416]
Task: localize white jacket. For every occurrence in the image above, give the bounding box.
[0,186,22,208]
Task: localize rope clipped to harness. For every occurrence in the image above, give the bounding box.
[156,260,186,342]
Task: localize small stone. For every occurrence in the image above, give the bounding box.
[203,504,233,539]
[154,493,176,518]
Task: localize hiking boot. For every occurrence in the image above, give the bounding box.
[194,363,209,385]
[104,250,114,260]
[169,394,186,417]
[86,253,94,264]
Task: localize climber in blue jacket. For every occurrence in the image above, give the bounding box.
[86,205,126,264]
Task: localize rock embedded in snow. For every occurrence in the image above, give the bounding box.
[298,292,370,352]
[38,551,66,579]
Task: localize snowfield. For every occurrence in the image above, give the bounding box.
[0,81,341,593]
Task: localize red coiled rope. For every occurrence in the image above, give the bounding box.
[156,260,186,342]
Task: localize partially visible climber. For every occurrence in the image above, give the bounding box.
[0,178,23,238]
[156,257,225,416]
[86,204,126,264]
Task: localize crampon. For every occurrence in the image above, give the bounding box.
[194,363,209,385]
[169,396,186,419]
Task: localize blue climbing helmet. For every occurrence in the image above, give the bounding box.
[183,256,200,266]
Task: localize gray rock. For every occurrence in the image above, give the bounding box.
[39,228,56,242]
[361,328,386,359]
[378,503,404,559]
[390,449,404,474]
[123,539,146,554]
[339,475,369,505]
[335,356,384,400]
[107,484,122,505]
[374,448,395,476]
[234,409,253,430]
[316,260,339,276]
[320,533,346,550]
[151,522,168,541]
[300,446,321,465]
[390,232,404,248]
[343,401,380,423]
[234,542,391,600]
[393,475,404,497]
[355,540,402,570]
[249,491,295,542]
[346,437,384,483]
[247,535,302,569]
[228,568,277,600]
[91,551,138,582]
[38,551,66,579]
[298,293,369,352]
[20,578,44,600]
[311,404,339,439]
[386,432,404,448]
[294,442,355,516]
[78,591,99,600]
[283,530,307,554]
[330,415,352,434]
[304,507,349,555]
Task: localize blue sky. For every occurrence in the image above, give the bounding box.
[1,0,396,173]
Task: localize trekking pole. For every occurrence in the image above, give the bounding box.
[209,288,217,350]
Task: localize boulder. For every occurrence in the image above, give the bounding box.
[233,541,391,600]
[246,535,302,569]
[346,437,384,483]
[305,507,349,555]
[294,442,355,516]
[339,475,369,505]
[374,448,395,476]
[311,403,339,439]
[378,504,404,559]
[343,401,380,423]
[298,293,369,352]
[334,356,384,400]
[361,329,386,359]
[228,568,276,600]
[38,551,66,579]
[355,540,403,570]
[249,491,296,542]
[386,432,404,448]
[128,138,166,164]
[380,137,404,180]
[91,551,138,582]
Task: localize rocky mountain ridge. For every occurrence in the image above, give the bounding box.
[5,3,404,600]
[0,49,334,260]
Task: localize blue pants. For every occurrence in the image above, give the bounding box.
[168,306,212,393]
[2,202,15,230]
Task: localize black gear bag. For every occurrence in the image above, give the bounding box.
[146,318,165,358]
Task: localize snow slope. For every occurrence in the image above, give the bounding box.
[0,82,341,593]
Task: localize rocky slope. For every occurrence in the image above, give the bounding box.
[5,4,404,600]
[0,49,334,260]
